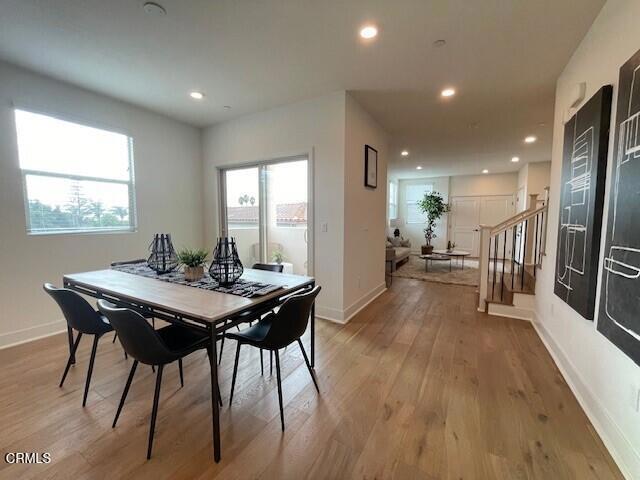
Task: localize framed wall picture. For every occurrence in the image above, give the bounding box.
[554,85,612,320]
[597,48,640,366]
[364,144,377,188]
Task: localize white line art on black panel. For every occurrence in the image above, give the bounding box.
[604,64,640,341]
[556,123,594,298]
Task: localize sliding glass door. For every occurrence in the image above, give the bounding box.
[221,157,310,275]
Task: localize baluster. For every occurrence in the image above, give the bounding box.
[501,230,506,301]
[511,225,516,290]
[533,214,539,278]
[492,234,498,300]
[521,219,528,291]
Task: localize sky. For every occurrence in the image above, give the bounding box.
[15,109,131,210]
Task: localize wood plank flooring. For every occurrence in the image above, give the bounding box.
[0,278,623,479]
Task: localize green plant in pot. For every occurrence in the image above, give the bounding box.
[418,192,450,255]
[271,250,284,264]
[178,247,208,282]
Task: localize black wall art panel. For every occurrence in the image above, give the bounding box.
[554,86,612,320]
[598,49,640,365]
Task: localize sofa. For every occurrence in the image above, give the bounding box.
[386,236,411,272]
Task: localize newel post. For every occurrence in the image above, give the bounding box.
[477,225,492,312]
[525,194,539,264]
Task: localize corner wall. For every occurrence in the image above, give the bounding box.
[202,92,347,321]
[343,94,388,320]
[534,1,640,477]
[0,61,204,348]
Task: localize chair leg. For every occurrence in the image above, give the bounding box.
[297,339,319,393]
[113,360,138,428]
[147,364,164,460]
[229,343,241,406]
[260,349,264,375]
[205,346,223,407]
[59,332,83,387]
[270,350,273,376]
[112,332,118,343]
[274,350,285,431]
[178,358,184,388]
[152,365,155,373]
[218,335,225,365]
[82,335,100,407]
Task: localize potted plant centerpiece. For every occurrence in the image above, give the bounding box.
[418,192,450,255]
[272,250,284,265]
[178,247,208,282]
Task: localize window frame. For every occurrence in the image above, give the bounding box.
[388,181,398,220]
[14,107,138,236]
[405,183,433,224]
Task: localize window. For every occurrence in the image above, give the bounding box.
[14,109,136,234]
[406,183,433,223]
[388,181,398,219]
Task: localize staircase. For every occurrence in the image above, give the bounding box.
[477,187,549,320]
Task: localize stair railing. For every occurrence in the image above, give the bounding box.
[477,187,549,312]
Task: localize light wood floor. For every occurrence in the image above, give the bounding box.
[0,278,623,479]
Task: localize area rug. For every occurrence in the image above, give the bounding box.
[392,254,480,287]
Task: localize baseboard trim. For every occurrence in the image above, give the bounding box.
[532,313,639,480]
[315,283,387,324]
[0,319,67,350]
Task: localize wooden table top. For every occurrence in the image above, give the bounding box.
[63,268,314,324]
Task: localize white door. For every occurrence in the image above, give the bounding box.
[480,196,516,259]
[449,195,515,257]
[450,197,481,256]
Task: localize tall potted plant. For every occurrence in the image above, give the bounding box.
[418,192,450,255]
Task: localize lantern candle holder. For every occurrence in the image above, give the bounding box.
[209,237,243,286]
[147,233,179,274]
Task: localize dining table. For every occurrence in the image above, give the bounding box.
[62,266,316,462]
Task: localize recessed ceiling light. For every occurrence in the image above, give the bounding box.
[416,166,423,170]
[441,88,456,98]
[143,2,167,16]
[401,150,409,156]
[223,105,232,110]
[524,135,537,143]
[190,91,205,100]
[359,25,378,39]
[433,39,446,47]
[482,169,489,174]
[511,156,520,163]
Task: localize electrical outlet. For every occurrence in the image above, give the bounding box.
[635,388,640,413]
[321,222,328,233]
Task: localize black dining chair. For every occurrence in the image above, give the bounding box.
[226,286,321,431]
[97,300,223,460]
[43,283,114,407]
[217,262,285,367]
[110,259,156,339]
[252,263,284,273]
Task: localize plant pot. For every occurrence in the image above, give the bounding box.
[184,265,204,282]
[421,245,434,255]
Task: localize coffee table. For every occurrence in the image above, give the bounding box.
[432,249,471,269]
[420,254,452,272]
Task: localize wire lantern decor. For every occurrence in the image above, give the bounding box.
[209,237,244,286]
[147,233,179,274]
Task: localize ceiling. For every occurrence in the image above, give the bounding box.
[0,0,605,177]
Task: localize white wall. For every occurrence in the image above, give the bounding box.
[397,176,449,251]
[343,94,388,319]
[0,61,204,348]
[202,92,347,321]
[535,1,640,477]
[450,172,518,197]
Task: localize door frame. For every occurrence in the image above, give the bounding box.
[217,150,315,276]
